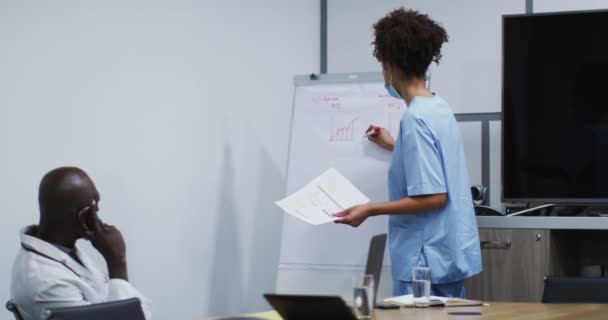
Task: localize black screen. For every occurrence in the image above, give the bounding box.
[503,11,608,202]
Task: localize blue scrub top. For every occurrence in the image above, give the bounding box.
[387,95,482,284]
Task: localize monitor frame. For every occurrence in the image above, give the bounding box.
[501,9,608,204]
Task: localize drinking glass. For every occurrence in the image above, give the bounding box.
[353,274,375,319]
[412,267,431,307]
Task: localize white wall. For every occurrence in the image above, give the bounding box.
[0,1,318,319]
[534,0,608,12]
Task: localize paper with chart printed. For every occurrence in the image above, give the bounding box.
[275,168,370,225]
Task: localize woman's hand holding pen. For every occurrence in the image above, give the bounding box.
[365,125,395,151]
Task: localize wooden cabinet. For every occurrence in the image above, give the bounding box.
[465,229,551,302]
[465,228,608,302]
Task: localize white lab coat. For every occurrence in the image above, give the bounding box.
[10,226,151,320]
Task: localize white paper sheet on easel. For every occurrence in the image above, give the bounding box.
[275,168,370,225]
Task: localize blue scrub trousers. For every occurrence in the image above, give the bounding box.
[393,280,466,298]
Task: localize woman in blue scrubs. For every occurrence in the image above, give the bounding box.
[334,8,482,298]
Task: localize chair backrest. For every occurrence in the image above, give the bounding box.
[6,300,24,320]
[44,298,145,320]
[543,276,608,303]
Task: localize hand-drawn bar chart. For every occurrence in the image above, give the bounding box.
[330,115,359,142]
[309,89,405,144]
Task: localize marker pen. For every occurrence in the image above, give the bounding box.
[364,127,381,137]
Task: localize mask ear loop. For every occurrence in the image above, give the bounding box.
[384,64,393,87]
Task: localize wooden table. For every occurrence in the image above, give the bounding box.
[239,303,608,320]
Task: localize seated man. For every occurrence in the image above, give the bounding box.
[10,167,151,320]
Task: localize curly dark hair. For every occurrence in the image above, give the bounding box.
[373,8,448,79]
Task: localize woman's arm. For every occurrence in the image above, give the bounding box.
[369,193,447,216]
[334,193,447,227]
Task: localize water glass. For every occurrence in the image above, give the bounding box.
[412,267,431,307]
[353,274,375,319]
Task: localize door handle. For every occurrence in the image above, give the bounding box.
[480,240,512,249]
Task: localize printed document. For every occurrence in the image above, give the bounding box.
[275,168,370,225]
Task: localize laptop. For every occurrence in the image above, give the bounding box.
[262,234,389,319]
[365,233,387,307]
[263,294,358,320]
[45,298,145,320]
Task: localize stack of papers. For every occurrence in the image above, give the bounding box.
[384,294,483,307]
[275,168,370,225]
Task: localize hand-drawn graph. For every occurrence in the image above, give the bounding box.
[330,115,359,142]
[317,91,405,143]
